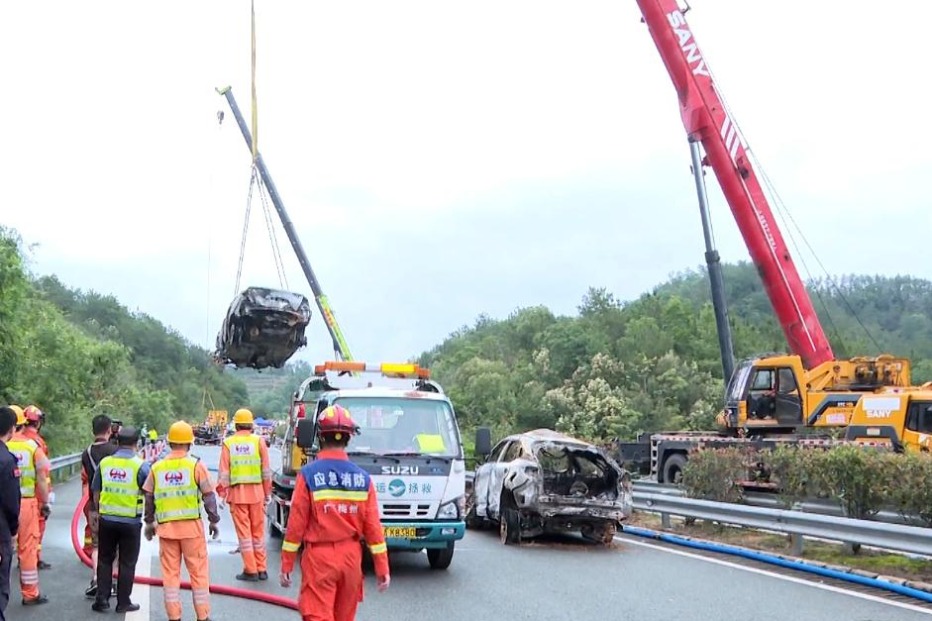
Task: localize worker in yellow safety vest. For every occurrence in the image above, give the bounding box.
[90,426,149,614]
[142,421,221,621]
[7,406,50,606]
[217,408,272,581]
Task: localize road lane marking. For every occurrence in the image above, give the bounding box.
[126,535,158,621]
[618,536,932,615]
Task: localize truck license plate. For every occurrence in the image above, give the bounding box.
[384,526,416,538]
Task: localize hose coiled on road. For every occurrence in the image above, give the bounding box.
[71,492,299,611]
[622,524,932,604]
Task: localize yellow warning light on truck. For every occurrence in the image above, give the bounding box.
[313,360,430,379]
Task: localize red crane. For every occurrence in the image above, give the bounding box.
[634,0,835,371]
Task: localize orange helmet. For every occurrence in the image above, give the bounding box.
[24,405,43,423]
[316,404,359,440]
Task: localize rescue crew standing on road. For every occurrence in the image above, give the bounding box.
[217,408,272,582]
[143,420,221,621]
[82,414,119,599]
[21,405,51,570]
[7,406,50,606]
[90,426,149,613]
[280,404,390,621]
[0,407,21,621]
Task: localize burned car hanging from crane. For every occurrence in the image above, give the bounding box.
[466,428,633,546]
[214,286,312,370]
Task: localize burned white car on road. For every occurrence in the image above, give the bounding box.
[466,428,633,545]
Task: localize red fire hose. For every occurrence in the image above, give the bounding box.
[71,493,298,610]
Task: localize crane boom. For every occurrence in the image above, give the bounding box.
[217,85,354,362]
[635,1,834,370]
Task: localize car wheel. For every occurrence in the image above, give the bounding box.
[499,508,521,545]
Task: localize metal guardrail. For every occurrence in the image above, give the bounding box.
[49,451,83,482]
[634,491,932,557]
[631,480,923,527]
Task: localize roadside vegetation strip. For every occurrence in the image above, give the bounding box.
[678,444,932,528]
[625,511,932,598]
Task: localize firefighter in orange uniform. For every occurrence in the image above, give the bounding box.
[21,406,51,570]
[280,404,390,621]
[217,408,272,581]
[7,406,50,605]
[143,421,221,621]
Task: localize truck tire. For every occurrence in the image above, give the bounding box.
[427,543,454,570]
[662,453,688,485]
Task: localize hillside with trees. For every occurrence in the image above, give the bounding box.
[0,227,249,454]
[416,261,932,444]
[5,218,931,454]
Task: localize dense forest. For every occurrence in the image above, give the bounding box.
[4,223,932,454]
[0,227,249,454]
[417,263,932,444]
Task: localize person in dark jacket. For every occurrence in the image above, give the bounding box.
[0,406,22,621]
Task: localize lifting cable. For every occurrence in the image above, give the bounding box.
[703,58,879,352]
[232,0,289,295]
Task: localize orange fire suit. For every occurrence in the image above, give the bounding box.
[21,428,50,565]
[217,431,272,577]
[282,448,390,621]
[143,450,221,621]
[7,433,50,601]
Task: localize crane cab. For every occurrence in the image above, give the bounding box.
[718,355,818,433]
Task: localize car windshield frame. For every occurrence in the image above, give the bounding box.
[330,395,463,459]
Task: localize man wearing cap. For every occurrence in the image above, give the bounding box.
[90,426,149,613]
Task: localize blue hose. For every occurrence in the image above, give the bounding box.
[621,524,932,604]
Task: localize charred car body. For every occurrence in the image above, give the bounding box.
[466,428,633,545]
[214,286,312,370]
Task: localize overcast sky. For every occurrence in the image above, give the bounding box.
[1,1,929,366]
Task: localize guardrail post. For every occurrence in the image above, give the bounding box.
[790,533,804,556]
[661,512,671,529]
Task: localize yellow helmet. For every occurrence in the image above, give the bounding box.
[9,405,25,426]
[232,408,254,426]
[167,421,195,444]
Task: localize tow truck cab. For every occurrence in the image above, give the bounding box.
[293,361,467,570]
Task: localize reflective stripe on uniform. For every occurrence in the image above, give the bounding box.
[282,540,300,552]
[150,456,201,523]
[98,454,144,518]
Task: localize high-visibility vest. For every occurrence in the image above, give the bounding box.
[150,456,201,523]
[98,454,145,518]
[7,438,38,498]
[224,434,262,485]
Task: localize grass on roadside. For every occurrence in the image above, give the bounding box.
[626,511,932,584]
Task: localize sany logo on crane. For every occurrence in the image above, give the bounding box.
[665,10,710,77]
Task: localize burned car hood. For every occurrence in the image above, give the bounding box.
[214,286,312,370]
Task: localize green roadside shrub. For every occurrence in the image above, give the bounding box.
[681,443,929,524]
[886,451,932,527]
[680,446,748,504]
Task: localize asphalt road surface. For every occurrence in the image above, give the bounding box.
[8,445,931,621]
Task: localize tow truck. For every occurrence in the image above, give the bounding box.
[267,360,468,569]
[618,1,932,483]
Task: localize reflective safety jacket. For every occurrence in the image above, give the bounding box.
[98,454,145,518]
[222,434,262,485]
[7,437,38,498]
[150,455,201,523]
